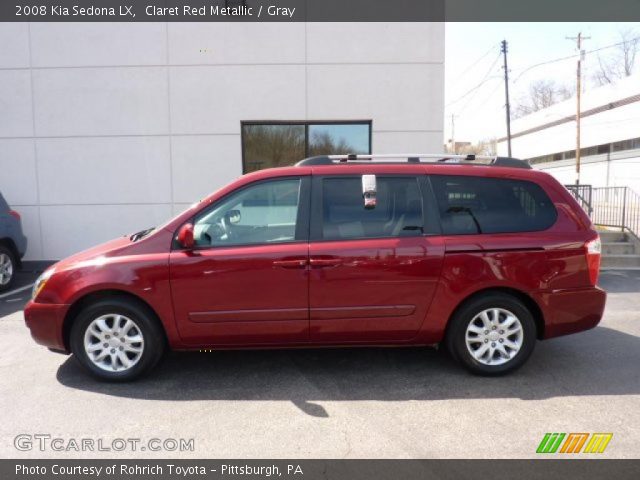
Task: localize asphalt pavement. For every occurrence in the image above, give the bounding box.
[1,270,639,458]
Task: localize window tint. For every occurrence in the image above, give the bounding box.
[321,177,424,240]
[430,175,556,235]
[194,179,301,247]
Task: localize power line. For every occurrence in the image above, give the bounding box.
[588,35,640,54]
[512,35,640,84]
[512,54,578,83]
[446,52,502,107]
[474,79,504,111]
[450,42,501,85]
[446,34,640,143]
[456,77,502,115]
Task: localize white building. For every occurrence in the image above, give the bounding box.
[0,22,445,261]
[496,75,640,191]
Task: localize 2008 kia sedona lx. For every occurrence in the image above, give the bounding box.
[24,154,606,381]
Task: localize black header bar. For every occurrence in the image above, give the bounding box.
[2,0,640,22]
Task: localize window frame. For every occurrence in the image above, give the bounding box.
[240,120,373,174]
[174,176,311,251]
[309,174,441,243]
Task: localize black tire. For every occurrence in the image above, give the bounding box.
[70,297,166,382]
[0,244,17,293]
[445,293,537,376]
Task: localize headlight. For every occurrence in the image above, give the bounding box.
[32,268,55,301]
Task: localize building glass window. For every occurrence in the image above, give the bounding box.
[527,136,640,164]
[242,121,372,173]
[308,124,370,157]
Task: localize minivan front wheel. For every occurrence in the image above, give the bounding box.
[70,298,165,381]
[446,293,536,376]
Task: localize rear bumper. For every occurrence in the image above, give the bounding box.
[535,286,607,339]
[23,300,69,353]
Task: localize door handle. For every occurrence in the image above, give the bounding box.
[310,257,342,268]
[273,259,308,269]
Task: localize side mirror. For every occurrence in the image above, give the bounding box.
[177,223,194,249]
[362,174,377,209]
[224,209,241,225]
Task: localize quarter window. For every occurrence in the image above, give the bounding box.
[193,179,302,247]
[321,177,424,240]
[430,175,557,235]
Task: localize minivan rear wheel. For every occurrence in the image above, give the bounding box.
[446,293,536,376]
[0,245,16,292]
[70,298,165,381]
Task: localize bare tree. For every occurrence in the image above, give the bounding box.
[308,131,354,156]
[243,125,305,172]
[514,79,574,118]
[593,28,639,86]
[446,138,497,156]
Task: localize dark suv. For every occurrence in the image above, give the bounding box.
[0,192,27,292]
[24,154,605,381]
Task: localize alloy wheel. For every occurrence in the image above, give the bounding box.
[83,314,145,372]
[0,253,13,286]
[464,308,524,366]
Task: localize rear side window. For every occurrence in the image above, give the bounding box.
[430,175,557,235]
[321,177,424,240]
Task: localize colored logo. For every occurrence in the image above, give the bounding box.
[536,433,613,454]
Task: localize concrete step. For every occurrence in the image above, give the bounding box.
[598,230,628,242]
[601,254,640,268]
[602,242,636,256]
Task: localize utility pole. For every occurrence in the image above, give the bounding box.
[450,114,456,153]
[567,32,590,185]
[501,40,512,157]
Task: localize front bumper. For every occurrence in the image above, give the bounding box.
[23,300,69,353]
[535,286,607,339]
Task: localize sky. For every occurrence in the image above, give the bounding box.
[445,22,640,144]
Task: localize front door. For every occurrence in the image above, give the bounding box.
[308,175,444,343]
[170,176,310,346]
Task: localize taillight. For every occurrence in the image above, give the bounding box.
[585,236,601,286]
[8,209,21,221]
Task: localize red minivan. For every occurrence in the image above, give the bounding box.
[24,154,606,381]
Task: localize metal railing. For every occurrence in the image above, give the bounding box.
[565,184,593,216]
[566,184,640,240]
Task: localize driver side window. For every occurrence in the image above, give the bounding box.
[193,178,301,247]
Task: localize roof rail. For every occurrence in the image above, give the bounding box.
[295,154,531,169]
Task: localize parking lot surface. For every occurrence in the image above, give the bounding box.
[1,270,639,458]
